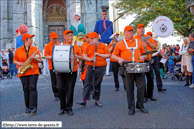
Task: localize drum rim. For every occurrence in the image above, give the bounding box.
[52,45,55,71]
[69,45,74,72]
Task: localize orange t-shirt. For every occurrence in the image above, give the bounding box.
[153,39,159,56]
[44,42,60,70]
[112,38,145,61]
[108,41,117,62]
[63,42,82,72]
[83,43,110,67]
[13,45,41,77]
[134,34,158,60]
[81,42,89,53]
[81,42,89,65]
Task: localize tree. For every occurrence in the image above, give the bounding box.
[115,0,194,37]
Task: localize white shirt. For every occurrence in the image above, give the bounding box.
[2,52,9,60]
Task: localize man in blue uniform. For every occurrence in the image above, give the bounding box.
[94,6,113,76]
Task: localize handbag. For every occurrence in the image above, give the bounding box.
[81,64,88,81]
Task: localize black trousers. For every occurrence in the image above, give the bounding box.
[56,71,77,111]
[122,73,146,109]
[20,74,39,110]
[152,56,163,89]
[49,70,59,97]
[83,66,106,101]
[145,63,154,98]
[111,62,120,88]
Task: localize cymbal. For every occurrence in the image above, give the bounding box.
[142,51,157,55]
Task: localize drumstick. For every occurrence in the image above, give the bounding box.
[124,54,140,60]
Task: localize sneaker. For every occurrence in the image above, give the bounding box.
[189,84,194,89]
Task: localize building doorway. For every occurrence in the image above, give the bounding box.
[48,25,65,43]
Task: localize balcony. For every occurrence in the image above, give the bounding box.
[187,0,194,15]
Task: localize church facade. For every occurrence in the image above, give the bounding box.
[0,0,109,50]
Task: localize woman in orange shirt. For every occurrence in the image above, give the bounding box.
[57,30,83,116]
[76,32,110,107]
[13,33,42,115]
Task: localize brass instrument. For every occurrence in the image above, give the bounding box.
[152,34,162,57]
[112,35,119,48]
[18,49,39,75]
[109,33,120,48]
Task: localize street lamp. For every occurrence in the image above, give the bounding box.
[187,0,194,16]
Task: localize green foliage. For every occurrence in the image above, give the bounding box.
[115,0,194,37]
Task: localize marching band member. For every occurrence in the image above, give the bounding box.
[111,26,148,115]
[76,32,110,107]
[147,32,167,92]
[44,32,60,101]
[13,33,42,114]
[80,33,90,85]
[134,24,158,103]
[108,33,121,91]
[57,30,83,116]
[94,6,113,76]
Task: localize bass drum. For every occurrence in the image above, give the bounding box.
[52,45,74,73]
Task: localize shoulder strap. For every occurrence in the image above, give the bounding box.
[122,39,138,49]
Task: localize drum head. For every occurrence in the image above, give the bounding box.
[70,45,74,72]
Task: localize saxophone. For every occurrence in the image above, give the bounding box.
[18,49,39,75]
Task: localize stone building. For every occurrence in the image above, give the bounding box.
[0,0,109,50]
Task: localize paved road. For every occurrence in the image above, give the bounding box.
[0,73,194,128]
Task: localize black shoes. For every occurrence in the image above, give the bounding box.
[31,108,37,115]
[144,97,157,103]
[54,97,60,101]
[128,108,135,115]
[76,101,86,106]
[66,110,73,116]
[115,88,119,91]
[95,101,102,107]
[185,75,190,86]
[58,110,65,115]
[25,108,31,114]
[158,88,166,92]
[136,106,148,113]
[58,109,73,116]
[144,97,148,103]
[76,101,102,107]
[148,96,157,101]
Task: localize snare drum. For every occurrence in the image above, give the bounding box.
[52,45,74,73]
[123,61,150,73]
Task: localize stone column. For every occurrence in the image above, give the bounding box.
[26,0,43,49]
[0,1,1,50]
[12,0,25,49]
[1,0,8,49]
[85,0,97,33]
